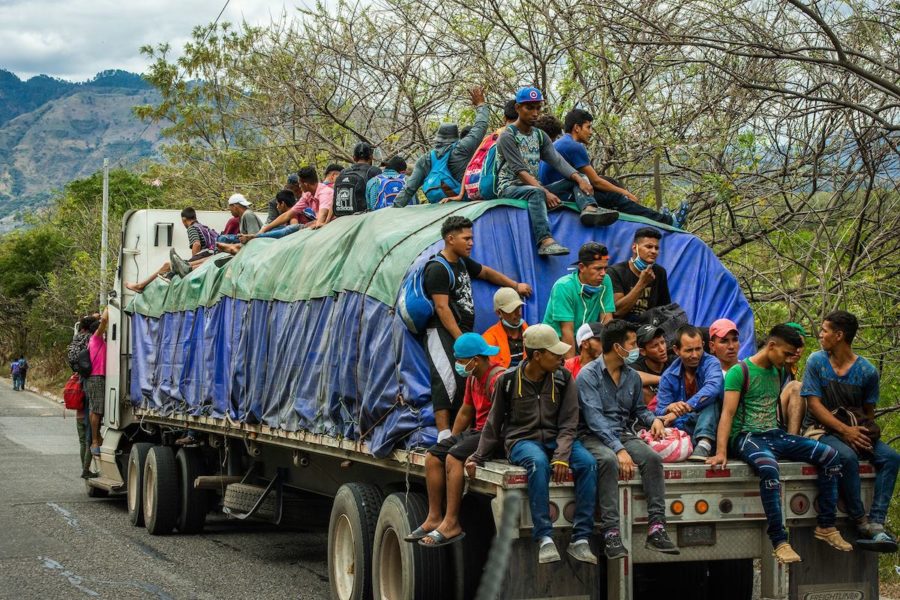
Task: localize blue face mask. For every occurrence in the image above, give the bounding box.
[502,318,523,329]
[616,344,640,364]
[454,359,474,378]
[582,284,602,296]
[633,256,651,271]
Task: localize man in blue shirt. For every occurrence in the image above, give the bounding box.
[539,109,690,229]
[802,310,899,552]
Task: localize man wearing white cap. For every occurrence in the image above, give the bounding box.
[564,321,603,378]
[215,193,263,252]
[482,287,528,369]
[466,324,598,565]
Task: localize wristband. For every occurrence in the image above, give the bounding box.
[550,460,569,468]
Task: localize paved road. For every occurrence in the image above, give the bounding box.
[0,381,330,600]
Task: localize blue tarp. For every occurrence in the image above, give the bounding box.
[130,204,754,457]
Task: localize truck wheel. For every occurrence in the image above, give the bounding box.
[372,492,451,600]
[175,448,209,534]
[224,483,277,517]
[328,483,384,600]
[143,446,179,535]
[708,558,752,600]
[127,443,153,526]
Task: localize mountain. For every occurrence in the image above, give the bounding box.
[0,69,164,224]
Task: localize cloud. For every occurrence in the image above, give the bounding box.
[0,0,295,81]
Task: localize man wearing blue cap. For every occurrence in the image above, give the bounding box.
[407,333,506,548]
[495,86,616,256]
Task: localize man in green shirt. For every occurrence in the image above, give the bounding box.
[543,242,614,358]
[707,324,851,564]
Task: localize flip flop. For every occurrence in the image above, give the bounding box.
[403,526,432,543]
[418,530,466,548]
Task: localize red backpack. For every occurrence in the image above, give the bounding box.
[63,373,85,410]
[461,131,500,201]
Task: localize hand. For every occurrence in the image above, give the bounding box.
[706,453,728,468]
[470,86,485,106]
[650,418,666,440]
[551,463,569,484]
[617,449,636,480]
[842,426,873,452]
[238,233,254,244]
[307,222,324,230]
[662,413,677,427]
[636,265,656,288]
[464,459,478,478]
[577,175,593,196]
[623,190,639,203]
[515,282,533,298]
[665,401,691,417]
[439,194,463,204]
[545,191,562,209]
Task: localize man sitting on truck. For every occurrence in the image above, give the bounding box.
[408,333,506,548]
[481,287,528,369]
[631,324,673,411]
[608,227,672,321]
[708,324,851,563]
[465,325,598,565]
[578,319,679,559]
[564,321,603,378]
[801,311,900,552]
[425,216,532,442]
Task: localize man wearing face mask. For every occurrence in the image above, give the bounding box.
[608,227,671,321]
[655,325,725,462]
[565,321,603,378]
[482,287,529,369]
[578,319,678,560]
[543,242,615,359]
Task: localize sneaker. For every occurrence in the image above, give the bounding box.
[81,469,98,479]
[537,242,570,257]
[688,441,712,462]
[603,531,628,560]
[672,200,690,229]
[773,542,802,564]
[579,206,618,227]
[538,540,561,564]
[567,541,598,564]
[170,249,192,278]
[645,527,680,554]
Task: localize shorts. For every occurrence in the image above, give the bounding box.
[425,327,464,414]
[84,376,105,415]
[427,430,482,462]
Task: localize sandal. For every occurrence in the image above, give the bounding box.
[403,526,432,543]
[418,530,466,548]
[814,529,852,552]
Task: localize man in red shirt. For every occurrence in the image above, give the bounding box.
[564,322,603,378]
[407,333,505,548]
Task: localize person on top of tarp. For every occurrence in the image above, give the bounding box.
[578,319,680,561]
[366,155,407,210]
[481,287,528,369]
[466,325,599,566]
[543,242,615,358]
[332,143,382,217]
[424,216,532,443]
[540,108,690,228]
[322,163,343,187]
[407,333,506,549]
[393,86,490,207]
[631,324,673,412]
[125,207,217,294]
[564,321,603,378]
[266,173,301,224]
[215,193,263,247]
[233,190,301,242]
[495,86,614,257]
[708,324,852,564]
[608,227,672,321]
[801,311,900,553]
[533,112,563,141]
[655,324,724,462]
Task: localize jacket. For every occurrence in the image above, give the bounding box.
[481,320,528,369]
[654,352,724,429]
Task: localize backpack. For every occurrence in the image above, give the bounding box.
[421,144,461,204]
[638,303,688,346]
[397,255,456,335]
[63,373,85,410]
[67,334,89,373]
[193,222,218,251]
[462,133,501,201]
[76,346,93,379]
[372,173,406,210]
[334,164,377,217]
[11,361,21,376]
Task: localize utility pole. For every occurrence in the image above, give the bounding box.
[99,158,109,307]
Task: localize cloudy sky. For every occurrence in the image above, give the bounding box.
[0,0,301,81]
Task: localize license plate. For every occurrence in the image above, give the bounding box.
[677,524,716,546]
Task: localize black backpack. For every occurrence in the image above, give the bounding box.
[75,347,93,378]
[333,164,379,218]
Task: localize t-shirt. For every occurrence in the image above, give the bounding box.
[222,217,240,235]
[88,335,106,377]
[800,351,879,428]
[423,255,483,332]
[240,210,263,235]
[543,272,616,336]
[632,355,673,396]
[724,360,781,441]
[539,134,591,185]
[607,261,671,319]
[294,184,335,218]
[495,125,577,194]
[564,356,583,378]
[186,223,209,252]
[508,337,524,368]
[465,366,505,431]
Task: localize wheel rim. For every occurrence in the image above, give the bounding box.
[332,514,357,599]
[143,461,155,524]
[127,456,139,514]
[378,527,403,600]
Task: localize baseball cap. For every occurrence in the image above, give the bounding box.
[454,333,500,359]
[287,174,300,185]
[709,318,739,340]
[636,324,666,347]
[493,287,524,313]
[576,322,604,347]
[515,86,544,104]
[572,242,609,266]
[523,324,571,355]
[228,193,251,207]
[785,322,809,337]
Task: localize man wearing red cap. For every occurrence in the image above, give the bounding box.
[709,318,741,377]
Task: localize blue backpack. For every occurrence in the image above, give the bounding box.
[477,143,499,200]
[421,144,461,203]
[372,173,406,210]
[397,255,456,335]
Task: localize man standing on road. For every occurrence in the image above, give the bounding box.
[10,357,23,391]
[86,308,109,459]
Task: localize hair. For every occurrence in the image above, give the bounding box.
[824,310,858,344]
[441,216,474,238]
[534,113,563,140]
[673,324,704,349]
[503,99,518,122]
[275,190,295,206]
[386,155,407,172]
[79,316,97,332]
[86,319,101,334]
[297,166,318,184]
[564,108,594,133]
[324,163,344,176]
[634,227,662,243]
[353,142,374,161]
[601,319,637,353]
[181,207,197,221]
[767,323,803,349]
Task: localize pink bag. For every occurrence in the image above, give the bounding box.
[638,427,693,463]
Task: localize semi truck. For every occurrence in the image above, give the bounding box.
[88,203,879,600]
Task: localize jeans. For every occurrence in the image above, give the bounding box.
[582,434,667,532]
[254,224,301,240]
[12,375,22,390]
[733,429,841,547]
[500,177,596,246]
[681,402,721,444]
[594,190,673,225]
[508,438,597,541]
[819,434,900,524]
[217,233,240,244]
[76,412,93,471]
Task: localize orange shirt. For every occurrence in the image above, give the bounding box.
[482,320,528,369]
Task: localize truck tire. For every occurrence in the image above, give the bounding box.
[127,443,153,526]
[707,558,753,600]
[224,483,277,518]
[328,483,384,600]
[372,492,451,600]
[175,448,209,534]
[143,446,179,535]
